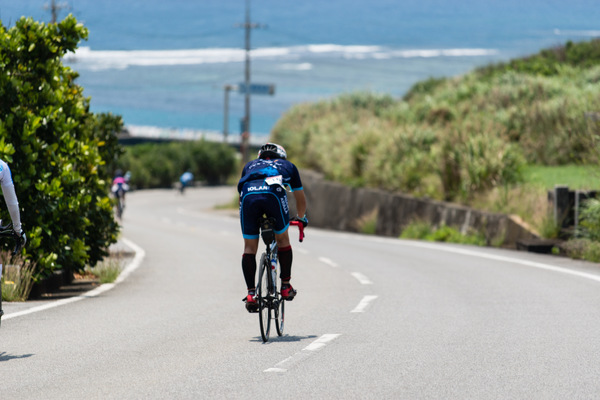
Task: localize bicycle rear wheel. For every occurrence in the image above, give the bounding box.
[257,254,271,342]
[275,296,285,336]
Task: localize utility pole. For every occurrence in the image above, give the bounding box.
[44,0,69,23]
[237,0,265,163]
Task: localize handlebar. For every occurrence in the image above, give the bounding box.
[0,222,24,255]
[289,220,305,242]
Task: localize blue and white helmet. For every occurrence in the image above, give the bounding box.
[258,143,287,160]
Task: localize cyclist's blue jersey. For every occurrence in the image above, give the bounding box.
[237,159,303,194]
[238,158,303,239]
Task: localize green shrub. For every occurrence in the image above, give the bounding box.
[400,222,487,246]
[0,16,121,280]
[476,39,600,77]
[118,140,238,189]
[561,238,600,263]
[400,221,433,240]
[578,198,600,241]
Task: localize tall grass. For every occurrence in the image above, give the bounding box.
[1,256,36,302]
[271,40,600,245]
[88,257,123,284]
[272,40,600,207]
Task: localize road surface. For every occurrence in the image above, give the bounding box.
[3,186,600,399]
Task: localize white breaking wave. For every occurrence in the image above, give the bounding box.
[554,28,600,37]
[125,125,267,145]
[64,44,498,70]
[278,63,313,71]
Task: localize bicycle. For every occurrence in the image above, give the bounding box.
[113,187,125,219]
[0,222,26,328]
[254,216,304,342]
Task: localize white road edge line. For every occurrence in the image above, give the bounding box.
[369,238,600,284]
[351,272,373,285]
[351,295,378,313]
[264,333,342,373]
[3,237,145,320]
[318,257,338,268]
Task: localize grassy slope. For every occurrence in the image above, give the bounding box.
[272,39,600,232]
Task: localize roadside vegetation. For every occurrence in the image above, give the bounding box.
[272,39,600,259]
[86,256,124,284]
[400,222,488,247]
[117,141,238,189]
[0,16,123,289]
[0,253,35,301]
[0,16,240,300]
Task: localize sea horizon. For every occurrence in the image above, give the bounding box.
[2,0,599,137]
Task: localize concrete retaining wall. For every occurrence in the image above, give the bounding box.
[297,170,538,248]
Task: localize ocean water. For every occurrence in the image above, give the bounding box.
[1,0,599,139]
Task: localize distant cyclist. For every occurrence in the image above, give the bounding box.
[238,143,308,312]
[111,169,130,209]
[179,170,194,194]
[0,159,26,247]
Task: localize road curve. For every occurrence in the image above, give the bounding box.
[2,186,600,399]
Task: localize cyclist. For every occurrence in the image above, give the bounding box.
[0,159,26,247]
[179,170,194,193]
[111,169,129,207]
[238,143,307,312]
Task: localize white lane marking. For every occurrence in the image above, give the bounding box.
[264,334,341,373]
[367,237,600,284]
[351,272,373,285]
[304,333,341,350]
[3,237,145,320]
[318,257,338,268]
[351,295,378,313]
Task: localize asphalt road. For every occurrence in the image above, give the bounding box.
[3,186,600,399]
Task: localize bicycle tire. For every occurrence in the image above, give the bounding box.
[257,254,271,342]
[275,296,284,336]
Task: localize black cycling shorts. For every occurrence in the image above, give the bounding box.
[239,180,289,239]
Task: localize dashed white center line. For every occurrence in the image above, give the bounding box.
[318,257,338,268]
[351,272,373,285]
[351,295,378,313]
[264,334,341,373]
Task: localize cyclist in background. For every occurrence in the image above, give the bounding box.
[0,159,26,246]
[179,170,194,194]
[111,169,130,208]
[238,143,308,312]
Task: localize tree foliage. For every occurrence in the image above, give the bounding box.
[0,16,122,279]
[118,140,238,189]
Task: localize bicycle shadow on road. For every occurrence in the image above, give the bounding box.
[0,352,34,362]
[250,334,318,344]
